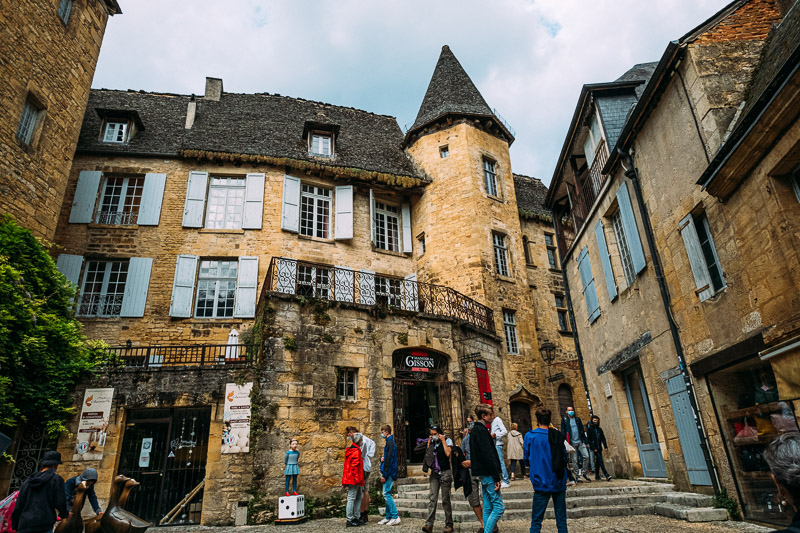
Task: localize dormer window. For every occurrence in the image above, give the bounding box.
[95,109,144,145]
[103,121,129,144]
[310,132,333,157]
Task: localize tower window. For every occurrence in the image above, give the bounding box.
[545,233,558,270]
[483,158,498,197]
[440,145,449,158]
[503,309,519,355]
[57,0,73,23]
[337,368,358,400]
[17,96,43,146]
[493,232,510,277]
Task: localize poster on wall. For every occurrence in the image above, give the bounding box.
[475,360,493,406]
[74,388,114,461]
[222,382,252,454]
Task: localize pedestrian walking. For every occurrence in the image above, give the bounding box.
[471,404,505,533]
[560,407,591,482]
[460,424,484,529]
[490,413,511,487]
[347,426,375,524]
[342,432,365,528]
[284,438,300,496]
[11,450,68,533]
[525,408,568,533]
[422,426,454,533]
[586,416,612,481]
[377,425,401,527]
[63,468,102,518]
[507,423,525,481]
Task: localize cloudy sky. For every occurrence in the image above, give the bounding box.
[93,0,729,184]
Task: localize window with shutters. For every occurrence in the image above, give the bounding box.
[205,177,245,229]
[612,210,636,285]
[17,96,43,146]
[374,201,400,252]
[694,213,725,293]
[493,232,510,276]
[57,0,73,23]
[195,260,238,318]
[376,276,402,308]
[297,264,330,299]
[102,121,130,144]
[78,260,129,317]
[483,158,498,197]
[555,295,569,332]
[310,132,333,157]
[337,367,357,400]
[300,184,331,238]
[503,309,519,354]
[97,176,144,225]
[545,233,558,270]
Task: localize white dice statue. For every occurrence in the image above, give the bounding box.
[277,494,305,520]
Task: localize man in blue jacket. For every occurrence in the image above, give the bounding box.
[378,424,400,526]
[11,450,68,533]
[64,468,103,518]
[525,407,568,533]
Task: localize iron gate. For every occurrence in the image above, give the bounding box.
[392,380,407,478]
[8,424,56,495]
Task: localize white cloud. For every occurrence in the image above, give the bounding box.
[94,0,729,183]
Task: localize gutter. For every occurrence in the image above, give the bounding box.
[760,336,800,362]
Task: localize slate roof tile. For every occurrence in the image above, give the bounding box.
[513,173,552,220]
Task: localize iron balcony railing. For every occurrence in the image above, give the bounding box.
[107,344,256,369]
[265,257,495,332]
[96,210,139,225]
[78,294,124,317]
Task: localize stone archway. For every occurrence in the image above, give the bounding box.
[558,383,575,419]
[508,385,542,435]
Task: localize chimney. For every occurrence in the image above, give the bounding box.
[185,95,197,129]
[204,77,223,101]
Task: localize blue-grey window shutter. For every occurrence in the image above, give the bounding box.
[234,256,259,318]
[594,221,617,301]
[334,186,353,240]
[169,254,198,317]
[281,175,301,232]
[56,254,83,287]
[138,173,166,226]
[577,246,601,323]
[369,189,375,244]
[401,203,412,253]
[615,181,646,274]
[69,171,102,223]
[679,214,713,302]
[182,171,208,228]
[120,257,153,317]
[243,173,265,229]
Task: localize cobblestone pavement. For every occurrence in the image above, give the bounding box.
[157,515,773,533]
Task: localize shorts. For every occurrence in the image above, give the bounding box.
[467,475,481,507]
[363,470,371,485]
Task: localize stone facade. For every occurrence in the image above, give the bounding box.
[0,0,118,240]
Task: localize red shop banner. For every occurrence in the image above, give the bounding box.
[475,360,493,406]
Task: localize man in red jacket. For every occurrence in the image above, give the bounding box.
[342,432,365,527]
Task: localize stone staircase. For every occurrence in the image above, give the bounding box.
[392,477,728,523]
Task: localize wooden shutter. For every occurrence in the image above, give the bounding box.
[403,273,418,311]
[334,186,354,240]
[369,189,375,244]
[138,173,167,226]
[169,255,198,317]
[281,175,301,232]
[401,202,412,253]
[615,181,646,274]
[56,254,83,286]
[120,257,153,317]
[359,270,376,305]
[594,220,618,301]
[576,246,601,323]
[275,258,297,294]
[234,256,259,317]
[182,171,208,227]
[69,170,101,223]
[679,214,713,302]
[243,173,265,229]
[334,265,354,302]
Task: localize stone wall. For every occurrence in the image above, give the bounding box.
[0,0,112,240]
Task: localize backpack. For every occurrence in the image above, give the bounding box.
[0,491,18,533]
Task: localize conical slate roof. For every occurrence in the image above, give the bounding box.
[408,45,510,140]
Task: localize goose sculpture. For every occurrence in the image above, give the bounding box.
[99,475,151,533]
[85,476,140,533]
[54,481,86,533]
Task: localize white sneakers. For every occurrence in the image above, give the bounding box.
[378,518,390,525]
[500,482,511,488]
[387,518,401,526]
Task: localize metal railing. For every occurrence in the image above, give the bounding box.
[96,210,139,225]
[107,344,256,369]
[78,294,124,317]
[265,257,495,332]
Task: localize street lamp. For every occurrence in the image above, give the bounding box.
[539,341,563,382]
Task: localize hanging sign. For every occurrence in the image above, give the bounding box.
[73,388,114,461]
[139,437,153,468]
[475,360,493,406]
[222,383,252,454]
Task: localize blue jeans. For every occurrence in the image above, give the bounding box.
[383,478,398,519]
[346,485,363,522]
[530,490,567,533]
[496,444,510,484]
[480,476,505,533]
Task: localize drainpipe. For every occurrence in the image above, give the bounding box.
[618,148,721,494]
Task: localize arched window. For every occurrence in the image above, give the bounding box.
[558,384,574,419]
[522,236,532,265]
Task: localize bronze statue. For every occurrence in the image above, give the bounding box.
[85,476,140,533]
[99,475,151,533]
[54,481,87,533]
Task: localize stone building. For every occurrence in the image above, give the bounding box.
[1,47,585,524]
[547,0,799,526]
[0,0,120,240]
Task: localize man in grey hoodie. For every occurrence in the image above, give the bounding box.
[11,450,68,533]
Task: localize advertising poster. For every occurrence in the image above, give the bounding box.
[221,382,252,454]
[74,388,114,461]
[475,360,493,406]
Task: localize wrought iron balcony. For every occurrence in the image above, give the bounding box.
[107,343,256,369]
[78,294,124,317]
[96,210,139,225]
[265,257,495,333]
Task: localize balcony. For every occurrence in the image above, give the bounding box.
[264,257,495,333]
[107,344,256,369]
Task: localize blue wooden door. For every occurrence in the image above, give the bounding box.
[624,366,667,478]
[666,375,712,485]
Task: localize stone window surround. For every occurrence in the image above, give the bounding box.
[78,259,129,318]
[374,199,401,253]
[554,293,570,333]
[205,176,246,230]
[300,183,332,239]
[336,367,357,401]
[545,232,559,271]
[96,175,144,226]
[16,91,46,150]
[194,259,238,319]
[492,230,510,277]
[57,0,73,25]
[502,308,519,355]
[417,232,426,256]
[482,156,500,199]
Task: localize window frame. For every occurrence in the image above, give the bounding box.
[417,233,426,256]
[57,0,73,24]
[297,264,331,299]
[16,97,43,146]
[337,367,358,401]
[374,200,401,252]
[493,231,510,277]
[300,183,332,238]
[204,176,246,230]
[97,175,145,225]
[375,276,402,308]
[101,120,130,144]
[439,145,449,158]
[555,295,569,332]
[483,158,498,197]
[77,260,129,317]
[611,210,636,286]
[502,309,519,355]
[194,259,238,319]
[309,131,333,157]
[545,233,559,270]
[522,236,533,265]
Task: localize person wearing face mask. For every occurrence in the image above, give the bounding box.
[460,423,485,530]
[560,407,591,482]
[422,426,454,533]
[342,432,365,527]
[378,425,400,526]
[585,416,612,481]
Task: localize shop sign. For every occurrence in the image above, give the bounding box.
[222,382,252,454]
[73,388,114,461]
[475,360,493,406]
[405,351,435,372]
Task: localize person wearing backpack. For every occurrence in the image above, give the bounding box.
[525,408,568,533]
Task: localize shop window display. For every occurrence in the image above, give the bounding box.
[708,358,799,525]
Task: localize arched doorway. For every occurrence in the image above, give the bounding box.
[392,348,460,477]
[510,401,532,435]
[558,384,574,420]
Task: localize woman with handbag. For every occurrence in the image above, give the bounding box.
[763,433,800,533]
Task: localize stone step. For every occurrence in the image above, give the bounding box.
[653,503,729,522]
[637,477,672,484]
[397,482,677,499]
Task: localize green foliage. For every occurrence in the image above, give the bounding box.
[0,216,115,439]
[283,336,297,351]
[322,333,334,343]
[397,332,408,345]
[713,486,741,520]
[368,482,386,514]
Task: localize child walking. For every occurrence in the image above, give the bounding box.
[284,438,300,496]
